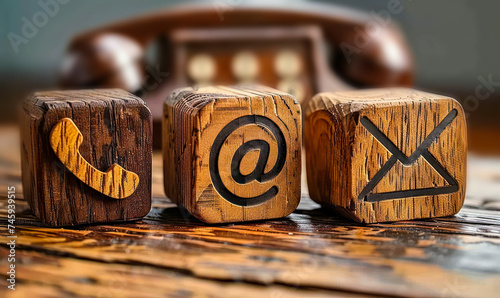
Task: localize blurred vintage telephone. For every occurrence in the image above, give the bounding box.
[60,3,413,145]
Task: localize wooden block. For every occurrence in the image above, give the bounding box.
[20,89,152,226]
[163,85,301,223]
[304,88,467,223]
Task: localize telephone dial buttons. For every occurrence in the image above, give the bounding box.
[232,51,259,81]
[274,50,302,78]
[187,54,216,83]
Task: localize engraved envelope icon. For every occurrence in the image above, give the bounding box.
[355,107,464,203]
[305,88,467,223]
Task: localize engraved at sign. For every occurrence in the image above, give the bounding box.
[209,115,286,207]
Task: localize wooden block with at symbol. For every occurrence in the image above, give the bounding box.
[20,89,152,226]
[304,88,467,223]
[163,85,302,223]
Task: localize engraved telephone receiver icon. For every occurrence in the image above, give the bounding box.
[50,118,139,199]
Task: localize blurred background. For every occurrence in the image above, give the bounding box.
[1,0,499,154]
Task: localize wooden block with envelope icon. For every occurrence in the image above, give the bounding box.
[20,89,152,226]
[304,88,467,223]
[163,85,302,223]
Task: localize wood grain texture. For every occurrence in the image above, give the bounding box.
[305,88,467,223]
[20,89,152,226]
[50,118,139,199]
[163,85,302,223]
[0,128,499,298]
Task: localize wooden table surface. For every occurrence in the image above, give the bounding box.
[1,126,500,297]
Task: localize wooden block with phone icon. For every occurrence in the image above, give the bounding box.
[20,89,152,226]
[304,89,467,223]
[163,85,302,223]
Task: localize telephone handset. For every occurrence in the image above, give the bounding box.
[60,2,413,143]
[50,118,139,199]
